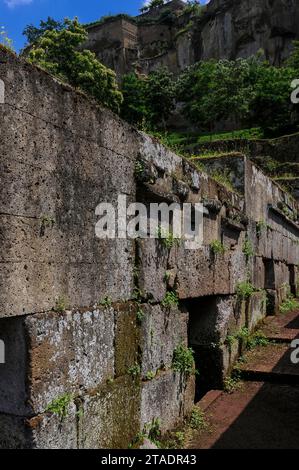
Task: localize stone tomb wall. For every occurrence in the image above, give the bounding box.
[0,50,298,448]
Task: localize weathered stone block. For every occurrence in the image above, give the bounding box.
[140,304,188,377]
[0,401,77,449]
[78,376,140,449]
[140,370,194,434]
[229,251,248,292]
[114,302,140,377]
[0,237,135,318]
[247,291,267,331]
[0,308,115,415]
[253,256,265,289]
[136,239,168,302]
[274,261,290,290]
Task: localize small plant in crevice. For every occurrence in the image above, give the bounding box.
[147,418,162,445]
[40,214,55,236]
[236,326,250,342]
[225,327,269,354]
[46,393,73,419]
[99,296,112,308]
[132,418,163,449]
[236,281,256,300]
[128,430,147,449]
[164,271,171,283]
[106,377,114,386]
[53,296,67,313]
[127,362,141,378]
[133,287,144,303]
[211,170,234,193]
[172,344,196,376]
[279,295,299,314]
[189,407,208,431]
[242,238,255,258]
[133,266,140,282]
[223,374,242,394]
[210,240,226,255]
[145,370,156,381]
[157,227,181,250]
[160,406,209,448]
[134,160,145,180]
[136,306,145,325]
[163,431,186,449]
[162,291,179,308]
[256,219,268,237]
[246,330,269,350]
[225,333,238,352]
[278,202,297,222]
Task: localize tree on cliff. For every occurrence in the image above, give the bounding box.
[23,17,64,44]
[176,59,255,131]
[140,0,165,13]
[146,67,176,129]
[121,73,148,127]
[177,57,298,135]
[28,18,123,114]
[0,26,14,51]
[249,64,297,135]
[121,68,175,129]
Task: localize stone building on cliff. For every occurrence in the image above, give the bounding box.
[83,0,299,79]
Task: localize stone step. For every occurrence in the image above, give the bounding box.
[237,343,299,385]
[188,381,299,449]
[196,390,222,412]
[262,309,299,343]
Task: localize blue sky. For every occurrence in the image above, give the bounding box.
[0,0,209,52]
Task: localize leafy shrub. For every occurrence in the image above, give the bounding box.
[279,296,299,314]
[210,240,226,255]
[189,408,207,430]
[236,282,256,300]
[172,344,195,376]
[28,18,123,113]
[243,239,255,257]
[162,291,179,308]
[46,394,73,419]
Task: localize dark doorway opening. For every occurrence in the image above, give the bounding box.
[184,296,226,402]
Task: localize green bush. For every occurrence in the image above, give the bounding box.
[127,363,141,378]
[236,281,256,300]
[28,18,123,113]
[172,344,195,376]
[189,407,207,430]
[46,394,73,419]
[279,296,299,314]
[210,240,226,255]
[162,291,179,308]
[243,239,255,257]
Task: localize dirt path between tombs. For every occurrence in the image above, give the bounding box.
[188,309,299,449]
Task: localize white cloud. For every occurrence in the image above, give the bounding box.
[4,0,33,8]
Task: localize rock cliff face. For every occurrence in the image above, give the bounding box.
[85,0,299,78]
[198,0,299,65]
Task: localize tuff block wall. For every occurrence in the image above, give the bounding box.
[0,50,298,448]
